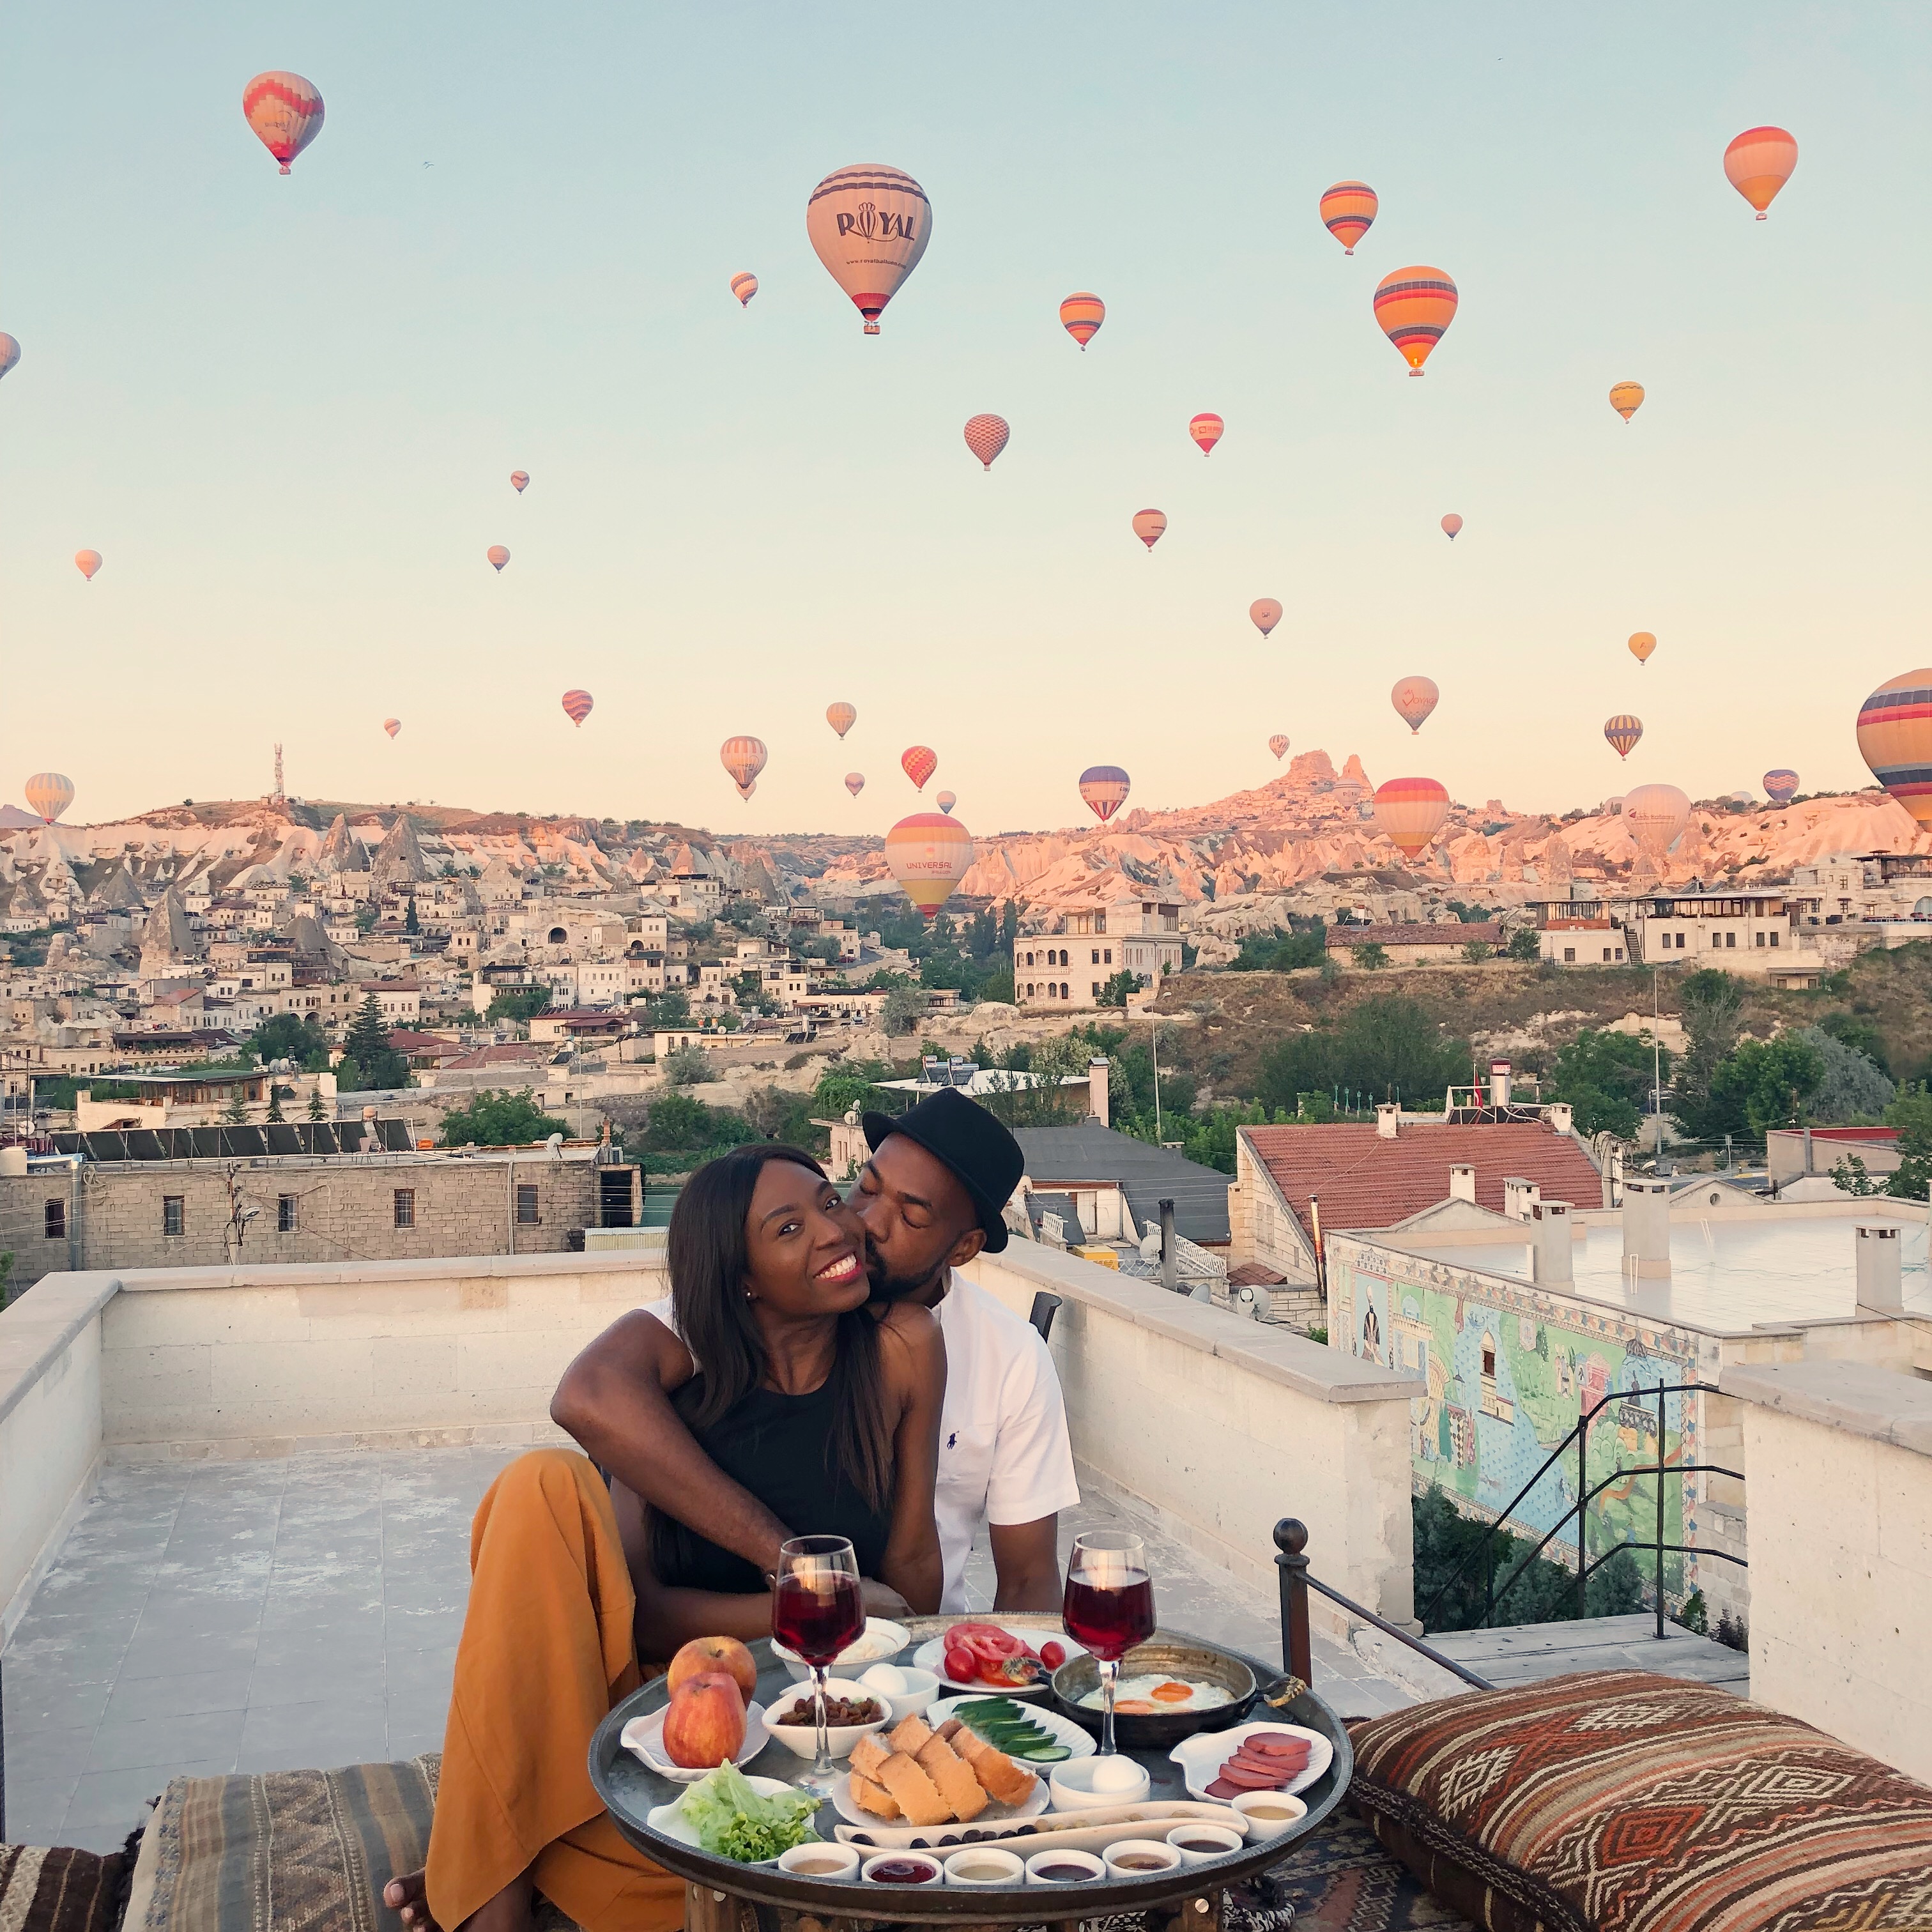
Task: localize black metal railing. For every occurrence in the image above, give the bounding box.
[1416,1381,1745,1639]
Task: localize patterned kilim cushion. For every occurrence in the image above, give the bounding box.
[1347,1671,1932,1932]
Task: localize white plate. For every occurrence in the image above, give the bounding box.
[931,1695,1096,1766]
[1169,1722,1333,1802]
[834,1799,1250,1857]
[770,1617,910,1681]
[647,1775,818,1864]
[910,1625,1087,1698]
[622,1701,770,1782]
[831,1767,1052,1830]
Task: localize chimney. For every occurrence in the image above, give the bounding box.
[1503,1176,1541,1222]
[1548,1101,1574,1136]
[1448,1163,1476,1204]
[1489,1058,1513,1108]
[1621,1177,1672,1280]
[1802,1126,1814,1176]
[1532,1199,1574,1284]
[1159,1198,1177,1292]
[1376,1103,1400,1139]
[1088,1057,1111,1130]
[1855,1223,1903,1313]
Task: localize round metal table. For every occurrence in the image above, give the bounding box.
[589,1619,1350,1931]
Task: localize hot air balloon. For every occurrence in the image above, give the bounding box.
[24,772,74,825]
[1078,765,1131,824]
[936,790,957,815]
[1188,413,1223,456]
[722,736,769,795]
[901,745,937,792]
[1250,599,1282,637]
[1604,714,1644,760]
[1319,180,1378,254]
[1763,769,1800,806]
[738,779,758,801]
[1132,509,1167,551]
[1372,777,1450,859]
[1857,669,1932,829]
[487,545,509,571]
[383,718,401,739]
[1374,266,1458,376]
[1623,783,1691,856]
[1724,126,1798,219]
[963,414,1009,470]
[1609,381,1645,422]
[242,72,325,173]
[1628,631,1657,665]
[730,272,759,307]
[826,701,857,739]
[0,334,19,381]
[806,164,931,335]
[884,813,974,921]
[562,689,594,727]
[1441,514,1462,540]
[1269,734,1290,761]
[510,471,529,493]
[1391,677,1439,735]
[1059,292,1105,348]
[845,772,865,797]
[74,549,101,581]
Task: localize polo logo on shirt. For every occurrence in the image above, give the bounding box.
[947,1432,957,1450]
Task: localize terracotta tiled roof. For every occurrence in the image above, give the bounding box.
[1324,923,1504,949]
[1243,1121,1602,1239]
[1227,1261,1287,1287]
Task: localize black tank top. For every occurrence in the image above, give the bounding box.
[652,1377,893,1595]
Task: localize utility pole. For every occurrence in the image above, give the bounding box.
[1150,1018,1162,1138]
[272,744,285,806]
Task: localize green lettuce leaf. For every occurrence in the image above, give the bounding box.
[675,1762,820,1864]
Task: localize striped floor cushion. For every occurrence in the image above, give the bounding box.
[1347,1671,1932,1932]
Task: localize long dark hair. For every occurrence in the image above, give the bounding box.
[648,1144,893,1584]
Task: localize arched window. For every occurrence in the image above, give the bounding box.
[548,927,567,944]
[1059,981,1069,999]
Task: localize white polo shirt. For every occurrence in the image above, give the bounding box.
[638,1272,1079,1613]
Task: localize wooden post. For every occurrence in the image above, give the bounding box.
[685,1880,740,1932]
[1273,1518,1313,1683]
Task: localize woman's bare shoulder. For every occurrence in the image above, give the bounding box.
[876,1297,945,1370]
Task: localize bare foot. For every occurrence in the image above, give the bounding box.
[383,1872,442,1930]
[383,1868,535,1932]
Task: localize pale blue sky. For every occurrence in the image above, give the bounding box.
[4,3,1926,835]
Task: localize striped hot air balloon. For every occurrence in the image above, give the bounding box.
[1763,769,1800,806]
[806,164,931,335]
[1391,677,1439,734]
[1132,509,1167,551]
[1059,292,1105,348]
[1250,599,1282,637]
[24,772,75,825]
[1078,765,1131,824]
[1374,266,1458,376]
[510,470,528,493]
[845,772,865,797]
[1373,777,1450,859]
[963,414,1009,470]
[1188,413,1223,456]
[1609,381,1645,422]
[1441,514,1462,540]
[383,718,401,739]
[721,735,769,796]
[562,689,594,727]
[936,790,957,815]
[74,549,102,581]
[242,72,324,173]
[1628,632,1657,665]
[1269,734,1290,761]
[901,745,937,792]
[1624,783,1691,856]
[826,701,857,739]
[487,545,509,571]
[1724,126,1798,219]
[730,272,759,307]
[1857,668,1932,829]
[885,813,974,921]
[1319,180,1378,254]
[1604,714,1644,760]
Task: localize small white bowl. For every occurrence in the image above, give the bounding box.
[1048,1753,1151,1811]
[1230,1790,1308,1838]
[944,1846,1025,1887]
[778,1842,861,1881]
[1166,1822,1245,1867]
[762,1678,889,1760]
[1025,1848,1107,1885]
[773,1617,910,1682]
[861,1851,943,1887]
[1103,1839,1183,1880]
[857,1663,940,1724]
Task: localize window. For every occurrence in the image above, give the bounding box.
[1104,949,1112,964]
[1602,947,1613,962]
[1482,1340,1496,1379]
[1726,931,1736,948]
[394,1188,415,1229]
[163,1196,185,1238]
[1770,930,1779,947]
[278,1194,298,1232]
[516,1183,540,1225]
[1060,981,1070,999]
[1563,947,1576,963]
[1091,949,1100,965]
[1755,931,1766,947]
[44,1198,66,1240]
[1091,981,1100,996]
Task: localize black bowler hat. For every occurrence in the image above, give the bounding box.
[861,1089,1024,1253]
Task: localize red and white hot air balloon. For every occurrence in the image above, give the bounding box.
[936,790,957,815]
[901,745,937,792]
[1250,599,1282,637]
[1059,292,1105,348]
[242,72,325,174]
[1441,514,1462,540]
[1623,783,1691,856]
[1374,266,1458,376]
[487,545,509,572]
[510,470,529,493]
[1372,777,1451,859]
[24,772,75,825]
[806,164,931,335]
[562,689,594,727]
[1319,180,1378,254]
[1391,677,1439,734]
[74,549,102,581]
[826,701,857,739]
[730,272,759,307]
[1724,126,1798,220]
[1078,765,1131,824]
[963,414,1009,470]
[844,772,865,797]
[1268,734,1290,761]
[383,718,401,739]
[1188,413,1224,456]
[722,735,769,798]
[1132,509,1167,551]
[885,813,974,921]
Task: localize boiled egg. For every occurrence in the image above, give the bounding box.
[859,1664,908,1697]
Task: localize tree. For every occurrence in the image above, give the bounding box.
[661,1044,714,1085]
[439,1089,568,1146]
[1097,969,1138,1007]
[266,1084,291,1124]
[247,1011,332,1071]
[643,989,690,1029]
[881,986,926,1036]
[1820,1008,1890,1075]
[1230,927,1326,972]
[1668,969,1743,1138]
[1353,942,1389,970]
[813,1061,891,1118]
[1703,1034,1826,1139]
[341,993,409,1092]
[224,1085,249,1124]
[1505,928,1542,962]
[307,1087,326,1121]
[1549,1029,1666,1142]
[1255,995,1469,1116]
[643,1092,759,1156]
[404,898,420,935]
[1880,1084,1932,1200]
[1796,1025,1894,1124]
[1462,939,1494,965]
[486,984,552,1025]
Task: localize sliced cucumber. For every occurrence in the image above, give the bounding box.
[1016,1744,1073,1763]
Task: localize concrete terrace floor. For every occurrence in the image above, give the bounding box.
[4,1448,1413,1853]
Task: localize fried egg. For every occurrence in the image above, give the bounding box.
[1080,1675,1232,1714]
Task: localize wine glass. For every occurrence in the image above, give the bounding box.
[771,1534,864,1796]
[1062,1530,1155,1756]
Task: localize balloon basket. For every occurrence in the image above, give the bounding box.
[1756,212,1767,220]
[863,323,880,335]
[1409,368,1423,378]
[279,162,292,174]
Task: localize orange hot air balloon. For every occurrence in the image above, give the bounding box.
[1060,292,1105,348]
[1374,266,1458,376]
[74,549,102,580]
[845,772,865,797]
[1132,509,1167,551]
[1268,734,1290,761]
[242,71,324,173]
[1724,126,1798,219]
[1441,514,1462,540]
[1391,677,1439,734]
[1623,783,1690,856]
[1609,381,1645,423]
[885,813,974,921]
[730,272,758,307]
[936,790,957,815]
[1373,777,1450,859]
[562,689,594,727]
[1188,413,1223,456]
[1628,631,1657,665]
[1078,765,1130,824]
[826,701,857,739]
[487,545,509,571]
[24,772,75,824]
[1857,668,1932,829]
[1604,714,1643,760]
[737,779,758,801]
[963,414,1009,470]
[1250,598,1282,637]
[901,744,937,792]
[1319,180,1378,254]
[721,735,769,792]
[510,470,529,492]
[383,717,401,739]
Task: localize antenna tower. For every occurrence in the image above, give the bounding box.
[273,744,285,805]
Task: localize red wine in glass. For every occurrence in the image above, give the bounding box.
[772,1570,864,1665]
[1063,1572,1155,1659]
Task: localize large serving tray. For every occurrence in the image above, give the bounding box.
[590,1620,1350,1923]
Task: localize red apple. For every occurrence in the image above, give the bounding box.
[662,1671,747,1770]
[666,1634,759,1706]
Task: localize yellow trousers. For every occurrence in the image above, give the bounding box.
[425,1449,684,1932]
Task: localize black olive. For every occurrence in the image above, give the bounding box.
[939,1834,959,1846]
[852,1834,873,1847]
